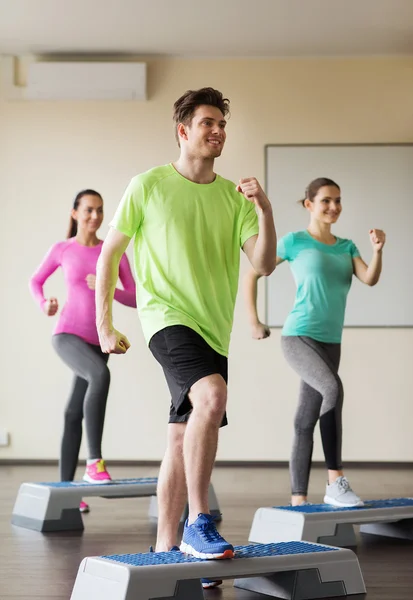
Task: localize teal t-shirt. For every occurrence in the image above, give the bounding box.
[110,164,259,356]
[278,230,360,343]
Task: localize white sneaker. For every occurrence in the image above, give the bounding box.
[324,476,364,508]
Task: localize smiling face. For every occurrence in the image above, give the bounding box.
[177,105,227,159]
[305,185,342,224]
[72,194,104,234]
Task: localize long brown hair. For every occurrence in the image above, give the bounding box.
[67,189,103,238]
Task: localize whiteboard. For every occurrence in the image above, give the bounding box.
[265,144,413,327]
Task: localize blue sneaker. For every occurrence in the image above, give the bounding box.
[149,545,180,553]
[180,513,234,559]
[201,578,223,589]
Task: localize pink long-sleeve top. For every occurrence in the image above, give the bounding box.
[29,237,136,346]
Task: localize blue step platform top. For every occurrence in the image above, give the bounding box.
[276,498,413,513]
[102,541,338,567]
[37,477,158,488]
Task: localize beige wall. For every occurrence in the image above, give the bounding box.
[1,56,412,462]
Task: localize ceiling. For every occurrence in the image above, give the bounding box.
[1,0,413,58]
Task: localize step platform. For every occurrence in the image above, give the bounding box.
[249,498,413,547]
[11,478,221,533]
[70,541,366,600]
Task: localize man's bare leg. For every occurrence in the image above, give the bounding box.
[155,423,187,552]
[184,374,227,524]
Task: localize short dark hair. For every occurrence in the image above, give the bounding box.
[299,177,340,207]
[173,87,230,146]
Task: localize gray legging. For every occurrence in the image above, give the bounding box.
[52,333,110,481]
[281,336,343,496]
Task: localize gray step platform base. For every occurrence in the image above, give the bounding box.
[249,498,413,547]
[360,519,413,541]
[70,541,366,600]
[11,478,220,532]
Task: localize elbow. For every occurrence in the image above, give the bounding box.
[126,298,137,309]
[256,266,275,277]
[28,277,39,297]
[365,272,381,286]
[257,259,277,277]
[28,274,38,288]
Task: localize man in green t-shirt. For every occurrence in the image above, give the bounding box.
[95,87,276,569]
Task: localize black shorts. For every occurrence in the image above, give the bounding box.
[149,325,228,426]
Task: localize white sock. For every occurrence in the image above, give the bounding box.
[87,458,101,466]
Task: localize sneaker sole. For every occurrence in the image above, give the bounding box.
[79,507,90,513]
[324,495,365,508]
[202,580,223,589]
[179,542,234,560]
[82,475,112,485]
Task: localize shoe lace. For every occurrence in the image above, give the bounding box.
[197,515,224,543]
[337,477,351,492]
[96,460,106,473]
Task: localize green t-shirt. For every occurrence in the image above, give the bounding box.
[278,230,360,343]
[110,164,259,356]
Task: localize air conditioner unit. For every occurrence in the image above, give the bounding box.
[3,58,147,101]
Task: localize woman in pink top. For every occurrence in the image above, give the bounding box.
[30,190,136,512]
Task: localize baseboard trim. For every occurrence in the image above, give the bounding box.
[0,459,412,469]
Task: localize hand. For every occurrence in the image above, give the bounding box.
[236,178,272,212]
[369,229,386,252]
[86,274,96,290]
[251,322,271,340]
[98,327,131,355]
[44,297,58,316]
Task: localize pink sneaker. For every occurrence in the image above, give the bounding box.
[79,500,90,513]
[83,459,112,484]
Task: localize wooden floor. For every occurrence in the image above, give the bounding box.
[1,464,412,599]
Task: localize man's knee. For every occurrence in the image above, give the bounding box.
[190,375,227,420]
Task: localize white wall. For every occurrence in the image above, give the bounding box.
[1,56,412,462]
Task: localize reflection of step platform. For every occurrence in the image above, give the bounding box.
[249,498,413,547]
[11,478,220,533]
[70,541,365,600]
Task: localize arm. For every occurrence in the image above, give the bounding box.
[95,228,133,354]
[352,229,386,286]
[29,243,61,316]
[243,256,285,339]
[237,178,277,276]
[114,253,137,308]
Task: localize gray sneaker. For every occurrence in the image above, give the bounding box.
[324,476,364,508]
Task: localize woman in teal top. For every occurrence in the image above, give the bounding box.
[244,177,386,507]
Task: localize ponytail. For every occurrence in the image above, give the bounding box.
[67,216,78,238]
